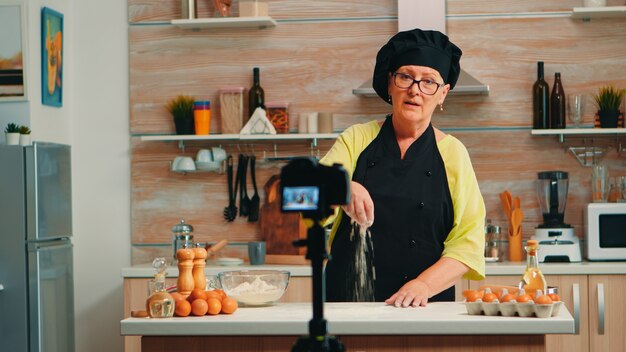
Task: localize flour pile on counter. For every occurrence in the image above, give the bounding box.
[228,277,284,304]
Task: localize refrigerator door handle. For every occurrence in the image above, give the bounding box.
[28,239,72,252]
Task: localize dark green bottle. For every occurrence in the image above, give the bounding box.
[532,62,549,129]
[248,67,265,120]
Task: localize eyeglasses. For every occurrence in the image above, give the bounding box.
[392,72,444,95]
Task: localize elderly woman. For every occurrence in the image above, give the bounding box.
[320,28,485,307]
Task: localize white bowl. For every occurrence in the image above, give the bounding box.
[219,270,290,306]
[174,156,196,171]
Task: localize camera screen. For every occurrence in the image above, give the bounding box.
[282,186,320,211]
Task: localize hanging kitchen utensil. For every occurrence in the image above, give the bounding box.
[239,155,251,217]
[233,154,244,217]
[248,155,260,222]
[223,156,236,222]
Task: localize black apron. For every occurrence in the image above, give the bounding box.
[325,116,455,302]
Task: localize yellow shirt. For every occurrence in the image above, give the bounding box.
[320,120,486,281]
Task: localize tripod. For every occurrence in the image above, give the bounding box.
[291,220,345,352]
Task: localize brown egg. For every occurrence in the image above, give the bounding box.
[534,295,553,305]
[207,298,222,315]
[465,290,482,302]
[500,293,517,303]
[221,297,238,314]
[174,299,191,317]
[548,293,561,302]
[516,293,533,303]
[170,292,185,303]
[191,299,208,316]
[482,292,498,303]
[188,288,208,303]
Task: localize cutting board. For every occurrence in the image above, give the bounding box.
[260,175,307,256]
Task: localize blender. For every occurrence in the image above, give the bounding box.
[532,171,582,262]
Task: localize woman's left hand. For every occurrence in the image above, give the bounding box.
[384,279,431,307]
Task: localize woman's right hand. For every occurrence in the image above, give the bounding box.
[342,181,374,227]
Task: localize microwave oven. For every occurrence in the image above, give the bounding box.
[584,203,626,261]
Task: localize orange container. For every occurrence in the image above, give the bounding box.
[194,101,211,135]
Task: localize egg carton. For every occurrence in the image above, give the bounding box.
[464,300,562,318]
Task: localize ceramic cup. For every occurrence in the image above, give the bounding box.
[196,149,213,163]
[247,241,266,265]
[211,147,227,162]
[175,156,196,172]
[171,156,185,171]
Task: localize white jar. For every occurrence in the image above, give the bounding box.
[583,0,607,7]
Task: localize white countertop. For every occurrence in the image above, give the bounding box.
[120,302,574,336]
[121,261,626,278]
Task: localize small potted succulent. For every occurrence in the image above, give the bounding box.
[19,125,31,146]
[593,85,625,128]
[4,123,20,145]
[166,95,195,135]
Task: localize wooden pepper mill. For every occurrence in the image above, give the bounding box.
[176,244,195,296]
[192,243,208,290]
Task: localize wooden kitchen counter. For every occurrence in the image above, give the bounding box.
[121,302,574,352]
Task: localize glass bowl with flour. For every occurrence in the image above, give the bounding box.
[218,270,290,306]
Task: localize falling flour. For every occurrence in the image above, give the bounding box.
[347,221,376,301]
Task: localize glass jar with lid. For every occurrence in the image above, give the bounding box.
[219,87,244,134]
[484,219,501,262]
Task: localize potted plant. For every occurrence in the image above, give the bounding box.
[4,123,20,145]
[19,125,31,146]
[166,95,195,135]
[593,85,625,128]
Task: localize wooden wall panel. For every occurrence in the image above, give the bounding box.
[128,0,396,23]
[129,17,626,134]
[129,0,626,264]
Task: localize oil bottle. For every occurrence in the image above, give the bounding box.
[519,239,547,294]
[146,257,175,318]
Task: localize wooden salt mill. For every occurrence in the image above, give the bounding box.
[192,243,208,290]
[176,244,195,296]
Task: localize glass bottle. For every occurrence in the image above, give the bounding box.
[248,67,265,120]
[550,72,566,129]
[519,240,547,294]
[146,257,175,318]
[532,62,549,129]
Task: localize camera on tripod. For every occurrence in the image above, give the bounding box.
[279,157,349,352]
[280,157,350,219]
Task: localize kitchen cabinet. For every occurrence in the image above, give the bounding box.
[468,273,625,352]
[588,275,626,351]
[123,276,312,352]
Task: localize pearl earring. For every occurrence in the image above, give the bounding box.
[439,103,444,111]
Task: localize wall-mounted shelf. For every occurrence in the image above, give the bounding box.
[532,127,626,166]
[171,16,277,30]
[531,127,626,142]
[138,133,340,151]
[571,6,626,20]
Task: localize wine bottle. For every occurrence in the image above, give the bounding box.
[532,62,549,129]
[248,67,265,120]
[550,72,566,129]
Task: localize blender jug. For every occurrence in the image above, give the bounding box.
[172,219,194,261]
[536,171,569,228]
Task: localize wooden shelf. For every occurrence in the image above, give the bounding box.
[171,16,277,30]
[138,133,340,151]
[531,128,626,136]
[571,6,626,19]
[139,133,339,142]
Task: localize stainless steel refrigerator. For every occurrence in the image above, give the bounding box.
[0,142,75,352]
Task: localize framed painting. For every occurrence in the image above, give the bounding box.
[0,3,28,102]
[41,7,63,107]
